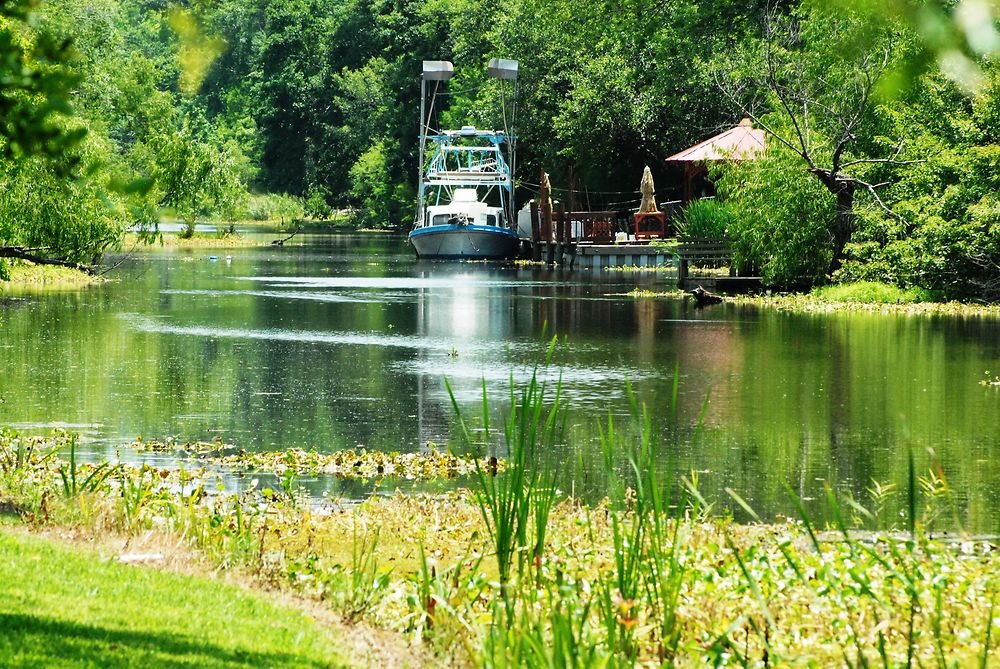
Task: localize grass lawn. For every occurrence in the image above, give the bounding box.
[0,530,347,668]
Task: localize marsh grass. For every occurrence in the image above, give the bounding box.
[342,523,391,621]
[0,263,104,292]
[1,392,1000,667]
[445,337,565,607]
[57,434,118,497]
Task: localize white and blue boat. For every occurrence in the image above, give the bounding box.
[409,59,521,261]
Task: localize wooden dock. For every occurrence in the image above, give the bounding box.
[574,244,673,270]
[522,202,761,292]
[674,236,761,292]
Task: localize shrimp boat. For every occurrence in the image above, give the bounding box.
[408,59,521,260]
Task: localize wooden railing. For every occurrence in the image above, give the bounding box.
[675,236,734,281]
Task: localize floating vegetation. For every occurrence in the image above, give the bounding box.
[981,371,1000,387]
[626,287,1000,317]
[126,437,497,481]
[729,293,1000,317]
[216,447,496,480]
[624,287,685,298]
[123,232,263,249]
[129,436,228,454]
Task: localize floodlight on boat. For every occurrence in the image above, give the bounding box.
[422,61,454,81]
[488,58,518,80]
[460,125,477,136]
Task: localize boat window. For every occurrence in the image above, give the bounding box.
[486,215,497,226]
[431,214,450,225]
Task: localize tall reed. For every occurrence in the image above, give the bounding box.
[446,336,565,610]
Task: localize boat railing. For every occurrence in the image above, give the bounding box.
[425,174,511,186]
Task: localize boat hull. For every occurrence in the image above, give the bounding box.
[408,224,519,260]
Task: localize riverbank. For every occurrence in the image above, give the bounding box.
[123,232,265,250]
[631,281,1000,317]
[0,264,105,293]
[1,430,996,667]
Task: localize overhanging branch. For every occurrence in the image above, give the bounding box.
[0,247,97,275]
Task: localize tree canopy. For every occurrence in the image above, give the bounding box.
[2,0,1000,298]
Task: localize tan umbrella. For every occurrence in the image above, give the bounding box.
[638,165,659,214]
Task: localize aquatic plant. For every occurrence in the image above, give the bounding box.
[631,287,1000,317]
[128,439,498,481]
[0,428,56,474]
[446,337,565,610]
[57,433,118,497]
[341,522,391,621]
[980,371,1000,387]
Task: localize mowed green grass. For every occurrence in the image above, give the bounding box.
[0,530,348,668]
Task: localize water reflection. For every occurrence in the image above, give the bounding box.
[0,234,999,529]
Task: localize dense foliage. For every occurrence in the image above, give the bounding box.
[1,0,999,298]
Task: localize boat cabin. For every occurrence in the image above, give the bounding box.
[423,189,504,228]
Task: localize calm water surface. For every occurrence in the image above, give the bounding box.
[2,234,1000,529]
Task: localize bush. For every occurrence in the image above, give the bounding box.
[679,198,734,238]
[715,146,834,288]
[811,281,932,304]
[237,193,304,223]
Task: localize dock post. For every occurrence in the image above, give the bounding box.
[530,200,541,262]
[541,195,554,266]
[564,206,576,269]
[554,202,564,266]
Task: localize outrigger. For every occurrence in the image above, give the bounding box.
[408,59,521,260]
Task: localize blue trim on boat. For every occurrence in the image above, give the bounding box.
[408,223,518,239]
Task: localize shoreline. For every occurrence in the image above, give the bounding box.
[0,263,106,293]
[1,431,996,666]
[628,286,1000,317]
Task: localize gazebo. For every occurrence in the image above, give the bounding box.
[666,118,765,203]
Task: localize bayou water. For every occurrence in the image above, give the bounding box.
[2,233,999,529]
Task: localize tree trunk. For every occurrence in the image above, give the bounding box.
[828,183,855,275]
[809,168,856,276]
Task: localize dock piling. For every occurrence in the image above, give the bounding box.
[530,200,541,262]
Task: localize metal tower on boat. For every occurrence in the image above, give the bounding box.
[409,59,521,260]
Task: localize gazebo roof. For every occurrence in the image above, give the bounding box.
[666,118,765,162]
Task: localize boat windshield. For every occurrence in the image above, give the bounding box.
[427,212,500,226]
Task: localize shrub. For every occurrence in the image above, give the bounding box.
[716,146,834,288]
[237,193,304,223]
[679,198,734,238]
[811,281,931,304]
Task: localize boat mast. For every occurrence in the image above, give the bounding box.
[418,61,454,227]
[487,58,518,226]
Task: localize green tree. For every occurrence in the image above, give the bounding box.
[149,117,244,238]
[839,66,1000,300]
[716,143,834,287]
[718,2,916,277]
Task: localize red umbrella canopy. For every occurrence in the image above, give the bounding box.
[666,118,765,162]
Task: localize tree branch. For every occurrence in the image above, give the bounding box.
[851,178,907,225]
[840,157,924,169]
[0,247,97,275]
